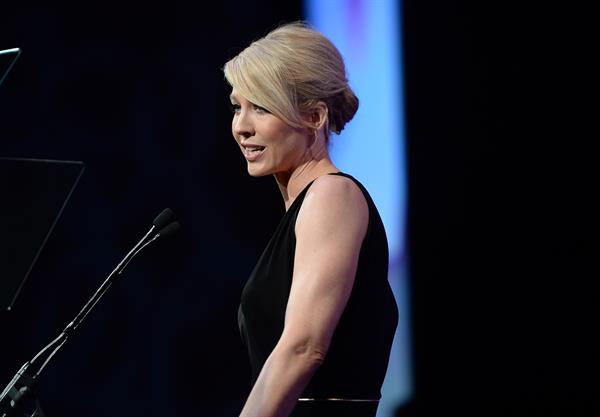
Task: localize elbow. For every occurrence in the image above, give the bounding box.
[280,338,328,369]
[297,343,327,368]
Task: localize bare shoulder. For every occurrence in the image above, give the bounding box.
[308,174,367,207]
[296,174,369,236]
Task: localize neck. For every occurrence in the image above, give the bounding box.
[274,155,339,211]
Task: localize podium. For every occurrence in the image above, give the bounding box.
[0,158,85,311]
[0,158,84,416]
[0,48,21,89]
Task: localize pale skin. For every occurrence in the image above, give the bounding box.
[230,89,369,417]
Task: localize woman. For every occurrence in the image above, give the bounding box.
[224,22,398,417]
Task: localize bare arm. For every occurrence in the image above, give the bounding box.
[239,175,368,417]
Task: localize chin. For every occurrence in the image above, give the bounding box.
[247,165,272,178]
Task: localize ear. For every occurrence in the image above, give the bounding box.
[306,102,329,132]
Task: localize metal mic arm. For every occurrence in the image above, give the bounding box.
[0,217,174,417]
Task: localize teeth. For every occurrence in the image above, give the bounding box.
[244,146,265,154]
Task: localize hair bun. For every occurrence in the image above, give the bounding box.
[329,87,359,134]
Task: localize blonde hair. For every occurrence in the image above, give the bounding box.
[223,21,359,140]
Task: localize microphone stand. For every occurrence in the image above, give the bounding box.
[0,211,179,417]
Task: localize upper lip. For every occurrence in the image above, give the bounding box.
[241,143,266,148]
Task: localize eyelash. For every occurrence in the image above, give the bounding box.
[229,104,269,114]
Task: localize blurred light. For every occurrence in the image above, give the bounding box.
[305,0,412,414]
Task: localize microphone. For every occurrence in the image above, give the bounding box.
[117,216,181,273]
[0,208,180,417]
[153,208,176,229]
[157,221,181,238]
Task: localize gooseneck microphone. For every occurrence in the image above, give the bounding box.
[0,209,180,417]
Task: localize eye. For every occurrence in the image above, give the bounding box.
[229,103,241,114]
[253,104,270,114]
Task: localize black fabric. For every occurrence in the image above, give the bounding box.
[238,172,398,416]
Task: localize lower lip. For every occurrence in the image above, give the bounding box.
[244,148,266,162]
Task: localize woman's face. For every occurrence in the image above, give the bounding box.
[229,89,311,177]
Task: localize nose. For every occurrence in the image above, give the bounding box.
[232,110,255,139]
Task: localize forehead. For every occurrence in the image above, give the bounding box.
[229,89,246,102]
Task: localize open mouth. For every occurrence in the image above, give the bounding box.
[243,145,266,156]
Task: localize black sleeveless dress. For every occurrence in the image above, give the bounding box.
[238,172,399,417]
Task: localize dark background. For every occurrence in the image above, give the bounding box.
[0,2,304,416]
[403,2,597,417]
[1,1,597,417]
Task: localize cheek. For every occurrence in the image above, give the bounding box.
[258,118,306,155]
[271,137,303,163]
